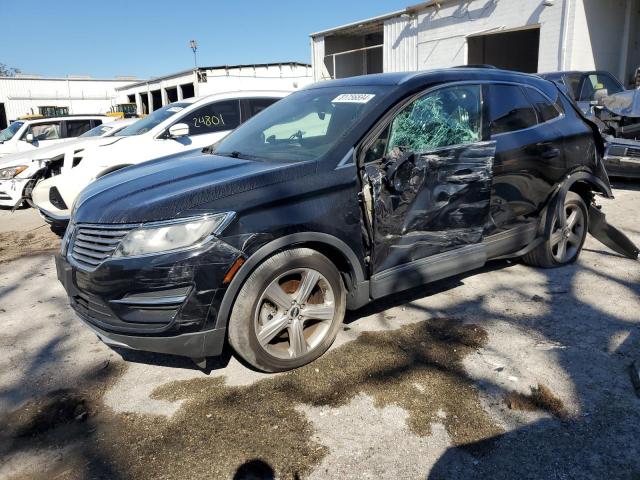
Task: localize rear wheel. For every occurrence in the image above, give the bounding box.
[228,248,346,372]
[523,192,588,268]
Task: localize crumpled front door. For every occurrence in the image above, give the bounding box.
[363,141,496,274]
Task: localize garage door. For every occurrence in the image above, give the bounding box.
[467,28,540,73]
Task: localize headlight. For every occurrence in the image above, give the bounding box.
[113,213,234,257]
[0,165,28,180]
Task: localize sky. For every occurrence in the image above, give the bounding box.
[0,0,410,79]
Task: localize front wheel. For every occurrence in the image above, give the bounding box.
[228,248,346,372]
[523,191,588,268]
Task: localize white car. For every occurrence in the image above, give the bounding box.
[0,119,136,209]
[0,115,114,158]
[32,91,288,226]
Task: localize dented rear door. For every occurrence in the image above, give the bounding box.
[359,83,496,274]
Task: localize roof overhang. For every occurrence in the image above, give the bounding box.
[310,1,446,37]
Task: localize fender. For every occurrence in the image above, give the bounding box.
[543,170,638,260]
[213,232,367,330]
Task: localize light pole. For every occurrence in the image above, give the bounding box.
[189,40,198,68]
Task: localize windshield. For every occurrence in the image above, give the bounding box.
[578,73,624,101]
[116,102,189,136]
[80,124,112,138]
[214,87,390,162]
[0,122,24,142]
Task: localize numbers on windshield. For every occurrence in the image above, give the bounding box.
[192,114,226,129]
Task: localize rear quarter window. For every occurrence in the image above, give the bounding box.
[525,87,562,123]
[487,84,538,135]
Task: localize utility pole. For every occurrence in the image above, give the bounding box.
[189,40,198,69]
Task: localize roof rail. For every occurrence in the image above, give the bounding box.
[453,64,498,69]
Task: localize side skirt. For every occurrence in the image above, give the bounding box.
[369,223,539,300]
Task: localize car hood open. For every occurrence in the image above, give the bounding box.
[73,149,315,224]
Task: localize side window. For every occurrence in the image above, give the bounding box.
[525,88,561,123]
[487,85,538,135]
[27,122,62,141]
[184,100,240,135]
[92,119,103,127]
[65,120,93,138]
[385,84,482,155]
[245,98,278,120]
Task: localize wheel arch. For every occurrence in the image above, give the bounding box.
[214,232,366,330]
[96,164,133,178]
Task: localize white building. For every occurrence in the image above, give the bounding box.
[0,75,140,129]
[116,62,313,115]
[310,0,640,86]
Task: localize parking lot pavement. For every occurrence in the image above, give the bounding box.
[0,185,638,479]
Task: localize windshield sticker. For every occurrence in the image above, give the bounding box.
[332,93,376,104]
[167,107,184,113]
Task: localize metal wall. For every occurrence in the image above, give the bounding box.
[0,77,137,122]
[117,64,314,114]
[383,16,418,72]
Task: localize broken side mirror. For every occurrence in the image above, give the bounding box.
[384,150,416,192]
[168,123,189,138]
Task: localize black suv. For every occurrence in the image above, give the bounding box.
[55,68,638,372]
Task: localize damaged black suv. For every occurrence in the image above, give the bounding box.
[56,68,638,372]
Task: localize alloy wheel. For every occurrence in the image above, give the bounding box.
[254,268,336,359]
[550,204,586,263]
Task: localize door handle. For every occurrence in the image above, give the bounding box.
[540,147,560,160]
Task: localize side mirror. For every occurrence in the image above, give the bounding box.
[25,133,35,143]
[168,123,189,138]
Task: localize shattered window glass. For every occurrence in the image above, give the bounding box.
[386,85,481,155]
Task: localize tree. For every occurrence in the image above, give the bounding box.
[0,63,20,77]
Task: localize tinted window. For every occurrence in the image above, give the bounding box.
[488,85,537,135]
[185,100,240,135]
[386,85,482,154]
[28,122,62,140]
[245,98,278,120]
[117,102,189,137]
[525,88,561,122]
[65,120,93,137]
[579,73,624,101]
[563,74,582,100]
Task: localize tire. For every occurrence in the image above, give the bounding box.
[523,192,588,268]
[228,248,346,372]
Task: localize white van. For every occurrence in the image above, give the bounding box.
[0,119,135,208]
[32,91,288,226]
[0,115,114,158]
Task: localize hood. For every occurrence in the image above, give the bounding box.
[0,136,101,170]
[73,149,316,224]
[603,89,640,118]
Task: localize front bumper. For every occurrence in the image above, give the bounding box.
[0,178,29,207]
[55,237,243,358]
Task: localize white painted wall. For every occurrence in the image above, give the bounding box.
[117,64,313,113]
[412,0,565,72]
[0,77,137,122]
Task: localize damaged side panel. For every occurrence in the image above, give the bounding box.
[364,141,496,274]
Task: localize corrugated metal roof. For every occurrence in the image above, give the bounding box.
[309,1,445,37]
[115,62,311,91]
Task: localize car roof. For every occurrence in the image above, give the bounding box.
[21,115,108,125]
[177,90,292,106]
[304,68,555,93]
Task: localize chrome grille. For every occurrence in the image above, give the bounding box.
[70,225,131,269]
[626,147,640,159]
